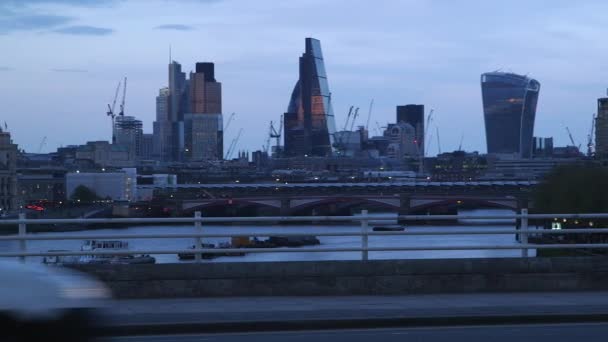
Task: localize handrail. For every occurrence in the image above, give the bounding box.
[2,210,608,261]
[0,229,607,241]
[1,213,608,225]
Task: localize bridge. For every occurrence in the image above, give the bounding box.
[141,181,535,215]
[180,195,521,216]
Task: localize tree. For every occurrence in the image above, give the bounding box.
[70,185,100,203]
[534,164,608,213]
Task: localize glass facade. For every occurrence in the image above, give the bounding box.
[596,98,608,157]
[396,105,424,157]
[184,113,223,160]
[481,72,540,158]
[284,38,337,157]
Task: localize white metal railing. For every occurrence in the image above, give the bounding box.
[2,209,608,262]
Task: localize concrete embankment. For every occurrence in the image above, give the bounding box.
[71,256,608,299]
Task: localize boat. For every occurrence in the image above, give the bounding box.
[265,235,321,247]
[42,250,80,265]
[217,242,246,256]
[178,243,217,260]
[76,239,156,264]
[372,225,405,232]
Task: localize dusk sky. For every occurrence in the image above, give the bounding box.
[2,0,608,154]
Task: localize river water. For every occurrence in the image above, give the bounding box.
[1,209,535,264]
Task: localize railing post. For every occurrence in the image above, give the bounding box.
[194,211,202,262]
[521,208,528,258]
[18,213,26,263]
[361,209,368,261]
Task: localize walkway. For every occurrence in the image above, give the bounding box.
[100,291,608,335]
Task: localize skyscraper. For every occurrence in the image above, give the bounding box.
[168,61,187,161]
[596,98,608,158]
[168,61,186,122]
[397,105,424,156]
[153,87,171,161]
[481,72,540,158]
[184,62,223,160]
[114,115,143,159]
[284,38,337,157]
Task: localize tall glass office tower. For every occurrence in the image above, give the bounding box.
[481,72,540,158]
[284,38,337,157]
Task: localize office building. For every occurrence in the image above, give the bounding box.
[396,105,424,156]
[154,61,223,162]
[66,168,136,202]
[596,98,608,158]
[141,133,154,160]
[153,87,172,161]
[481,72,540,158]
[0,129,18,212]
[191,62,222,114]
[383,122,418,159]
[75,141,135,168]
[284,38,337,157]
[168,61,186,122]
[533,137,554,158]
[184,113,223,160]
[184,62,223,160]
[17,168,67,204]
[114,115,143,158]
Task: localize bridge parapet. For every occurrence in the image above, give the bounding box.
[71,257,608,298]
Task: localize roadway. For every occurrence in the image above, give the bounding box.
[105,323,608,341]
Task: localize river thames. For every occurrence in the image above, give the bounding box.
[1,209,536,263]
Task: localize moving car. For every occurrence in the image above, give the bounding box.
[0,260,111,341]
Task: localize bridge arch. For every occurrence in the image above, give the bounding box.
[409,197,518,214]
[289,197,400,215]
[183,199,281,216]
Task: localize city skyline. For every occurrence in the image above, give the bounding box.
[2,0,608,154]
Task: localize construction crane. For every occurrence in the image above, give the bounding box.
[224,112,236,131]
[424,109,435,155]
[565,126,578,148]
[118,77,127,116]
[587,113,596,157]
[436,127,442,154]
[106,80,122,143]
[365,99,374,130]
[375,121,383,135]
[342,106,354,131]
[38,136,47,153]
[334,106,354,154]
[225,128,243,160]
[349,107,360,132]
[269,115,283,156]
[458,133,464,151]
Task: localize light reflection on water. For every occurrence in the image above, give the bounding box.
[1,209,534,264]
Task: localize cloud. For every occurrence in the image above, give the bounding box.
[1,0,120,8]
[51,68,87,73]
[0,0,119,34]
[52,25,113,35]
[0,12,73,34]
[155,24,195,31]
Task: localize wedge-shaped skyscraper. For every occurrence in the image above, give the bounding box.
[284,38,337,157]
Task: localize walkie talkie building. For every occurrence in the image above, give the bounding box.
[481,72,540,158]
